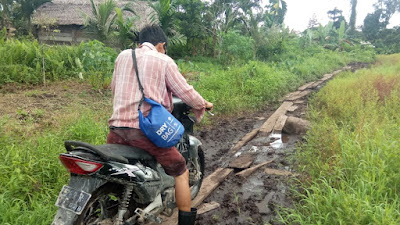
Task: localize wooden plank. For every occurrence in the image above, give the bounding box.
[198,201,220,215]
[297,82,315,91]
[332,69,342,75]
[264,168,299,177]
[286,90,311,101]
[236,160,273,178]
[320,73,333,81]
[287,105,298,112]
[229,154,256,169]
[192,168,233,207]
[294,100,305,104]
[273,115,288,132]
[310,80,324,89]
[259,101,293,134]
[230,128,259,155]
[159,168,233,225]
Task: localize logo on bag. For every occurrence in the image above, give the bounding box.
[156,121,178,141]
[156,123,168,136]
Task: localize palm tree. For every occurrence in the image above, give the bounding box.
[148,0,185,46]
[85,0,118,42]
[114,7,139,49]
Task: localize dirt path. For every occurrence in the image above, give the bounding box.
[194,63,369,225]
[0,62,369,225]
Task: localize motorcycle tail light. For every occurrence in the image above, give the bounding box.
[59,155,103,175]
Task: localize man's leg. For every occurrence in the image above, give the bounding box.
[174,169,191,212]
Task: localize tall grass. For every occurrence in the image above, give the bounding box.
[0,108,109,225]
[0,40,376,224]
[0,39,117,88]
[281,54,400,224]
[181,47,375,114]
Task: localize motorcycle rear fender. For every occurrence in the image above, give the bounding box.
[52,175,106,225]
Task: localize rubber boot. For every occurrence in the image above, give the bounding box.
[178,208,197,225]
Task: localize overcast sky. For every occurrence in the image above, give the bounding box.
[283,0,400,32]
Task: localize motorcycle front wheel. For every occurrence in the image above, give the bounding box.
[188,146,205,199]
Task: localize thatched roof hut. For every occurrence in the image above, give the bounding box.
[32,0,154,44]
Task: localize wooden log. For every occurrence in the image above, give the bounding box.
[297,82,315,91]
[264,168,299,177]
[236,160,273,178]
[286,90,311,101]
[273,115,288,132]
[229,154,256,169]
[259,101,293,134]
[283,116,310,135]
[230,128,259,155]
[198,201,220,215]
[159,168,234,225]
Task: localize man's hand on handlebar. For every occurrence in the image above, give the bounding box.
[205,101,214,116]
[205,101,214,111]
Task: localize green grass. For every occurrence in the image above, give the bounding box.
[0,108,109,225]
[280,54,400,225]
[0,40,376,224]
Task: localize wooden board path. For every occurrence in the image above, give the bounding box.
[158,168,233,225]
[259,101,293,134]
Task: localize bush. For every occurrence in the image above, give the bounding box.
[218,31,255,64]
[0,39,117,87]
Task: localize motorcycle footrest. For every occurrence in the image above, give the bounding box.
[134,208,162,224]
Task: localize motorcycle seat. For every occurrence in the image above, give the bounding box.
[96,144,155,163]
[64,141,154,164]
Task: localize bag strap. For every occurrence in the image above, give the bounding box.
[132,49,145,109]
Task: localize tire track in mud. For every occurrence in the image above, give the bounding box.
[194,63,369,225]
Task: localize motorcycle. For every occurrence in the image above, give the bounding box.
[52,97,205,225]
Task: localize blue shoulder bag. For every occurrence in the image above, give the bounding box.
[132,50,184,148]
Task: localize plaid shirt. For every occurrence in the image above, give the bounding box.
[108,42,206,128]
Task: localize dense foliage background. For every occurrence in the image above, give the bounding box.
[0,0,399,224]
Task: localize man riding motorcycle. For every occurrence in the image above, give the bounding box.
[106,25,214,225]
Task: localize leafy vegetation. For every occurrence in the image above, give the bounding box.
[281,54,400,224]
[0,39,117,88]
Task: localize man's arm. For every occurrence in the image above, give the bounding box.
[165,60,209,121]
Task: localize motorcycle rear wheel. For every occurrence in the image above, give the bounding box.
[73,183,136,225]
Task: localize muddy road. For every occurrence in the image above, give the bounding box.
[194,102,304,225]
[193,63,370,225]
[0,62,368,225]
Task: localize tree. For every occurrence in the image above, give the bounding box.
[149,0,185,46]
[265,0,287,28]
[85,0,118,42]
[114,7,138,49]
[349,0,357,32]
[175,0,207,54]
[308,13,319,29]
[15,0,51,32]
[0,0,13,29]
[362,9,388,40]
[327,7,347,29]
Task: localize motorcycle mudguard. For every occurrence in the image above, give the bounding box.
[52,175,106,225]
[188,135,202,158]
